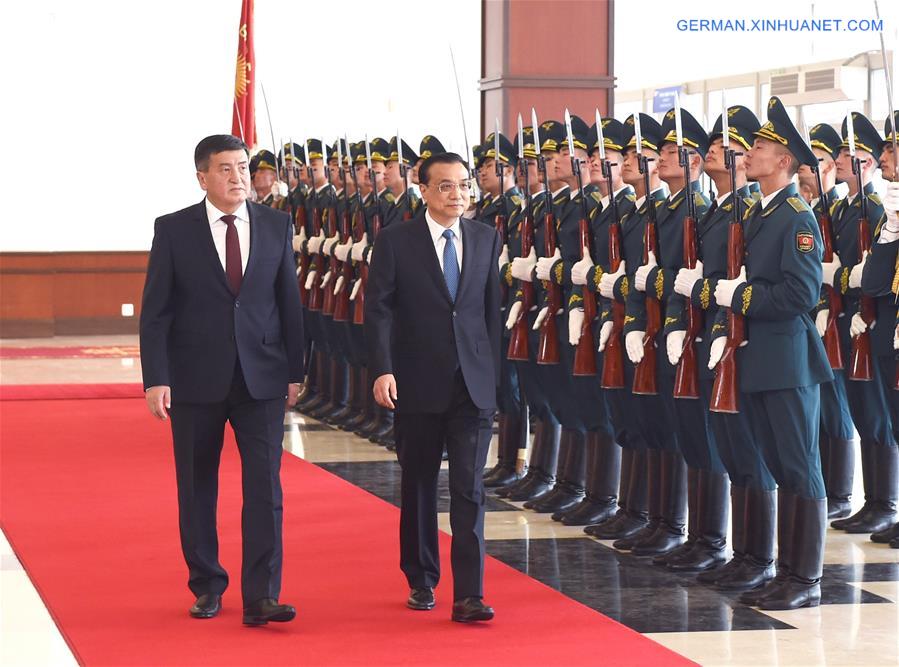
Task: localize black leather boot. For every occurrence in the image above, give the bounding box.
[654,466,699,565]
[699,484,744,585]
[718,487,776,591]
[341,367,369,431]
[632,451,687,557]
[307,354,337,419]
[368,406,395,444]
[871,521,899,543]
[322,360,350,423]
[505,420,561,502]
[832,442,875,530]
[484,414,511,481]
[826,437,854,519]
[494,419,540,498]
[757,496,825,610]
[299,350,328,414]
[615,449,662,550]
[533,430,586,514]
[561,431,620,525]
[329,366,358,427]
[668,471,728,572]
[589,445,634,530]
[739,489,793,604]
[485,410,528,488]
[841,445,897,534]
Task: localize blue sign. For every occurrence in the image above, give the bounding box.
[653,86,682,113]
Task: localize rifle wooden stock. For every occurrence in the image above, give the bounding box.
[308,207,325,312]
[507,207,534,361]
[817,209,844,369]
[332,205,354,322]
[673,215,701,398]
[322,204,337,316]
[601,220,625,389]
[537,210,561,365]
[848,216,875,381]
[632,220,659,395]
[710,219,745,413]
[353,201,382,325]
[295,204,310,306]
[573,216,597,376]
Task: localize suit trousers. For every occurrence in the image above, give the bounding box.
[169,360,286,605]
[394,370,494,600]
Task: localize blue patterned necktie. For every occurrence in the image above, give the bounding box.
[442,228,459,301]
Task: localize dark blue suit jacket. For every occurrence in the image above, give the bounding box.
[364,213,502,414]
[140,199,304,403]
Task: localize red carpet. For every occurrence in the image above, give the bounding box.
[1,398,694,667]
[0,383,144,400]
[0,345,141,359]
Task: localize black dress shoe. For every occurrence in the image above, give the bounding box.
[827,498,852,519]
[242,598,297,626]
[485,466,524,489]
[870,521,899,543]
[716,559,776,592]
[451,597,494,622]
[189,593,221,619]
[630,526,686,557]
[756,578,821,610]
[407,587,435,611]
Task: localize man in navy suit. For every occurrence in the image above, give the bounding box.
[364,152,501,622]
[140,135,304,625]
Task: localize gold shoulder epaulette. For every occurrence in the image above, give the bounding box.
[591,191,603,204]
[787,196,808,213]
[626,193,636,202]
[668,196,684,210]
[510,194,522,207]
[742,203,757,220]
[868,192,882,206]
[694,192,707,208]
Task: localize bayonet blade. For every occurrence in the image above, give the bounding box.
[595,108,606,161]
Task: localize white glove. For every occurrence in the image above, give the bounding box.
[599,261,626,299]
[323,234,339,256]
[333,275,345,295]
[714,266,747,308]
[885,181,899,229]
[666,330,686,366]
[822,255,841,287]
[320,270,332,288]
[815,309,829,338]
[304,269,318,291]
[349,278,362,301]
[535,248,561,281]
[894,323,898,350]
[505,301,523,330]
[532,306,550,331]
[850,312,872,337]
[292,227,307,252]
[271,181,288,199]
[634,251,657,293]
[625,330,645,364]
[848,251,868,290]
[335,240,352,262]
[498,244,510,272]
[708,336,726,370]
[674,261,704,298]
[571,246,594,286]
[568,308,585,346]
[597,320,613,351]
[351,233,369,262]
[307,232,326,255]
[511,247,537,282]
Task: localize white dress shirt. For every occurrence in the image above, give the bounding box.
[205,198,250,274]
[425,210,463,272]
[759,185,787,210]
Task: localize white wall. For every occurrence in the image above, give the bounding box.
[0,0,482,252]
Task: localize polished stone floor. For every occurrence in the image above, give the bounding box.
[2,335,898,666]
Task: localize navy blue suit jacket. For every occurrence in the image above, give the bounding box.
[364,214,502,414]
[140,199,304,403]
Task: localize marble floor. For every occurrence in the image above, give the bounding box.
[2,335,898,666]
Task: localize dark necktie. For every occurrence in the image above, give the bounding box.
[442,228,459,301]
[221,214,242,295]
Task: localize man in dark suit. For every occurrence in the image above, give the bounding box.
[140,134,304,625]
[364,152,501,622]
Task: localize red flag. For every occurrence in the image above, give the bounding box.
[231,0,256,148]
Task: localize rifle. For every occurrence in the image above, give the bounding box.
[494,120,510,303]
[321,139,337,317]
[847,112,875,381]
[673,98,701,399]
[306,140,325,312]
[397,129,414,221]
[632,114,660,395]
[533,110,561,365]
[333,139,353,322]
[565,109,597,376]
[508,113,535,361]
[597,110,625,389]
[293,141,310,307]
[353,137,382,325]
[710,132,745,413]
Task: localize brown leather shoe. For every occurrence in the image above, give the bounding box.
[451,597,494,622]
[189,593,221,619]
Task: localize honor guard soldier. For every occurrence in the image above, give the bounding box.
[498,120,564,501]
[478,131,528,487]
[710,96,833,610]
[827,113,896,535]
[798,124,858,519]
[568,117,637,528]
[674,107,777,585]
[530,114,611,517]
[594,114,667,544]
[384,136,422,227]
[252,149,278,206]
